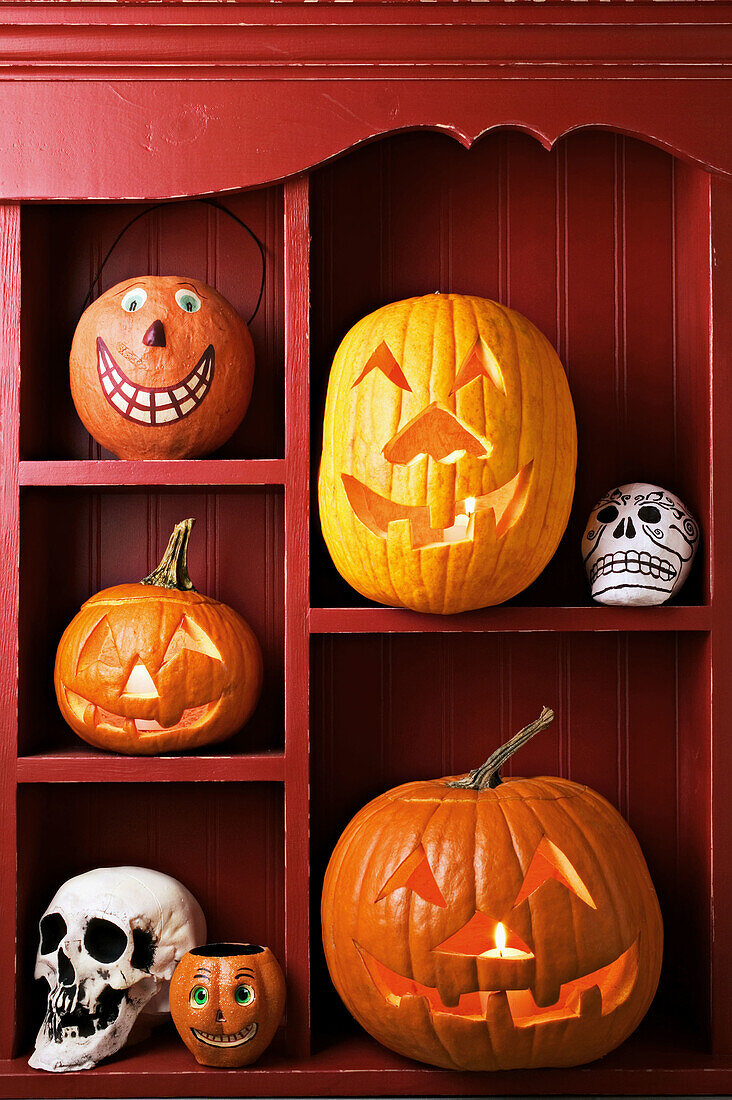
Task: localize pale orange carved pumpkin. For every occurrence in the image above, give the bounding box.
[70,275,254,459]
[54,520,262,755]
[318,294,577,614]
[322,710,663,1071]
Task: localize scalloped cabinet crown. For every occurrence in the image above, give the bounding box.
[0,3,730,1098]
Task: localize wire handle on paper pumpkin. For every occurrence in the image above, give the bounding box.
[82,198,267,325]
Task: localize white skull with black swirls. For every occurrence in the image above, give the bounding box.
[581,483,699,607]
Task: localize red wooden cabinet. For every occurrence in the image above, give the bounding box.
[0,3,730,1096]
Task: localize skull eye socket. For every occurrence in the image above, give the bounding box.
[40,913,66,955]
[638,505,662,524]
[597,505,619,524]
[84,918,128,964]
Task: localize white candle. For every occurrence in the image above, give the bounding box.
[480,922,533,960]
[442,514,470,543]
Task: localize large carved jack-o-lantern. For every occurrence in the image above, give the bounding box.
[54,519,263,755]
[322,709,663,1071]
[70,275,255,459]
[318,294,577,614]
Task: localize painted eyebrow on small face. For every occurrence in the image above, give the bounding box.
[235,968,255,979]
[194,969,212,981]
[177,280,208,299]
[111,283,141,298]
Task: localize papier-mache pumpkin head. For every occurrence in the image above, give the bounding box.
[54,519,263,755]
[318,293,577,614]
[170,943,286,1067]
[322,709,663,1071]
[70,275,255,459]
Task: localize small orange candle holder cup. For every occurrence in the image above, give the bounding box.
[170,943,285,1067]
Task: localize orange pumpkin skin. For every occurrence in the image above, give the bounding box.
[318,294,577,614]
[170,944,285,1068]
[70,275,255,459]
[54,521,262,755]
[322,761,662,1070]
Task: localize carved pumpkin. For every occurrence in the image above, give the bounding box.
[54,519,262,755]
[170,943,286,1067]
[70,275,255,459]
[318,294,577,614]
[322,709,663,1071]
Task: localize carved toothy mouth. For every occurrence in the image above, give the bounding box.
[62,686,218,739]
[356,940,638,1026]
[590,551,677,585]
[97,338,214,426]
[341,462,532,549]
[191,1023,258,1047]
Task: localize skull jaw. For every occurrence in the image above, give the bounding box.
[29,978,157,1074]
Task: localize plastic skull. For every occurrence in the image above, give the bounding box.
[30,866,206,1073]
[582,483,700,606]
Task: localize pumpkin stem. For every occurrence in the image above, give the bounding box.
[447,707,555,790]
[141,519,198,592]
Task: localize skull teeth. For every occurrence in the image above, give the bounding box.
[96,339,214,426]
[191,1023,258,1047]
[590,551,677,584]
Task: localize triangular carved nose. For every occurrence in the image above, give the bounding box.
[382,403,491,466]
[143,319,166,348]
[122,662,158,697]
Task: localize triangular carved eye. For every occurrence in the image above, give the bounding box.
[352,342,412,391]
[513,837,596,909]
[163,616,222,664]
[77,616,121,674]
[376,845,446,907]
[450,337,505,396]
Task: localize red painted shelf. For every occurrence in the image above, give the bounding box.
[19,459,286,488]
[0,1021,728,1098]
[309,605,713,634]
[16,749,285,784]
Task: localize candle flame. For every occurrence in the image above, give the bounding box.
[494,922,506,954]
[464,497,476,516]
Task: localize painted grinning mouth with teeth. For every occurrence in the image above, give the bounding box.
[590,551,677,585]
[192,1023,258,1047]
[97,338,214,426]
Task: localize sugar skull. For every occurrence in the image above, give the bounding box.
[70,275,255,459]
[582,483,700,607]
[170,943,286,1067]
[29,867,206,1073]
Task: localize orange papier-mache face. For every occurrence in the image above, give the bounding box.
[170,944,286,1067]
[53,519,263,756]
[70,275,255,459]
[321,710,663,1072]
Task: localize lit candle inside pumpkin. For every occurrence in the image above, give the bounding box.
[442,497,476,543]
[481,922,533,960]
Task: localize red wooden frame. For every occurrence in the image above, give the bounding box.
[0,3,730,1096]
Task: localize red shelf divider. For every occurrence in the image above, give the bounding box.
[16,750,285,785]
[309,605,713,634]
[19,459,285,487]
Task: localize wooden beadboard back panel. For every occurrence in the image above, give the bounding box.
[310,130,709,610]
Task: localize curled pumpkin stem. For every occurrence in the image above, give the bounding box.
[448,706,555,791]
[142,518,198,592]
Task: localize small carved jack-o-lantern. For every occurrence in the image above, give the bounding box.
[54,519,262,755]
[582,483,700,607]
[318,294,577,614]
[322,709,663,1071]
[70,275,255,459]
[170,943,285,1067]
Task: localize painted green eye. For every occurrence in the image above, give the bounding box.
[235,984,254,1006]
[175,289,202,313]
[121,287,147,313]
[190,985,209,1007]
